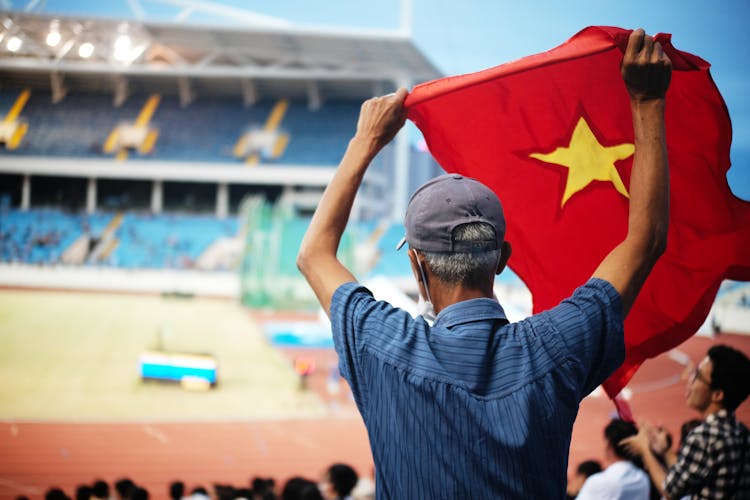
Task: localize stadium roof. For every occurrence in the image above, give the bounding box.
[0,11,442,99]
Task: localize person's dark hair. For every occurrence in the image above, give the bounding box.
[663,429,674,452]
[604,418,640,461]
[213,484,234,500]
[327,463,358,498]
[168,481,184,500]
[233,488,253,500]
[680,418,702,445]
[45,489,70,500]
[707,344,750,411]
[91,480,109,499]
[115,479,136,500]
[281,478,323,500]
[131,488,148,500]
[75,486,92,500]
[252,477,275,494]
[190,487,208,497]
[576,459,603,478]
[421,222,501,288]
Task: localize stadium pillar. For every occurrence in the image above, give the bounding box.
[393,78,412,221]
[86,177,97,214]
[242,79,258,107]
[21,174,30,211]
[151,180,163,214]
[216,183,228,219]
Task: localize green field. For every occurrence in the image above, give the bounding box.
[0,290,325,420]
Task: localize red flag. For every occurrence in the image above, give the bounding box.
[405,26,750,397]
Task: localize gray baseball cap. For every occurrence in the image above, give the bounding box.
[396,173,505,252]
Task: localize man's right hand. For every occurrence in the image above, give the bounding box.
[622,28,672,102]
[354,87,408,153]
[298,88,408,315]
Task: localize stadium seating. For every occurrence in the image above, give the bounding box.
[1,89,411,274]
[0,209,112,264]
[109,213,239,268]
[1,89,360,165]
[0,89,21,117]
[2,90,136,157]
[280,100,359,165]
[146,96,274,162]
[0,209,239,269]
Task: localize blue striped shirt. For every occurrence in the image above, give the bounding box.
[330,277,624,499]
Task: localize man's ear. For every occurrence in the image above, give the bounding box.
[408,248,421,283]
[711,387,725,407]
[408,248,429,299]
[496,241,512,275]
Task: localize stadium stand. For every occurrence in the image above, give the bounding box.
[0,89,22,117]
[0,11,443,300]
[2,90,135,157]
[1,89,360,165]
[153,96,271,163]
[0,88,30,149]
[0,209,112,264]
[109,213,238,268]
[0,208,240,270]
[280,100,359,164]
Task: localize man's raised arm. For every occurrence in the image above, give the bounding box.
[297,88,408,315]
[592,29,672,316]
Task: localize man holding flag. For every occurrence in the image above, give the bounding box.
[298,29,670,498]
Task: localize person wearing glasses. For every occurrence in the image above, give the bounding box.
[622,344,750,499]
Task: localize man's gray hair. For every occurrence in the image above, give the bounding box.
[421,222,500,287]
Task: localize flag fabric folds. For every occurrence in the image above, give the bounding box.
[405,26,750,397]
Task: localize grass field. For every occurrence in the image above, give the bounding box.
[0,289,325,420]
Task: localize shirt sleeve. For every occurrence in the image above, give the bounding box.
[329,281,422,412]
[574,472,605,500]
[329,282,374,408]
[541,278,625,398]
[664,429,710,498]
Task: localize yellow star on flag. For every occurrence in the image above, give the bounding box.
[530,116,634,207]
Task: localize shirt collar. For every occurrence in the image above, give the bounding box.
[706,408,732,424]
[609,460,637,472]
[433,297,508,328]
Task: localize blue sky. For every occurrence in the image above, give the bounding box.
[8,0,750,199]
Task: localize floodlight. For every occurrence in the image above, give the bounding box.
[78,42,94,58]
[114,35,131,51]
[46,31,61,47]
[113,35,131,61]
[7,36,22,52]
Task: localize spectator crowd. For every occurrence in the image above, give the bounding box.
[28,462,372,500]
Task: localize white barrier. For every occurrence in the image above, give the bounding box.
[0,263,240,298]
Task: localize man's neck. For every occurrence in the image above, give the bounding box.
[701,403,726,420]
[603,448,620,468]
[431,285,494,314]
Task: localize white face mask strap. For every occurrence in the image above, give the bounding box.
[412,249,433,304]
